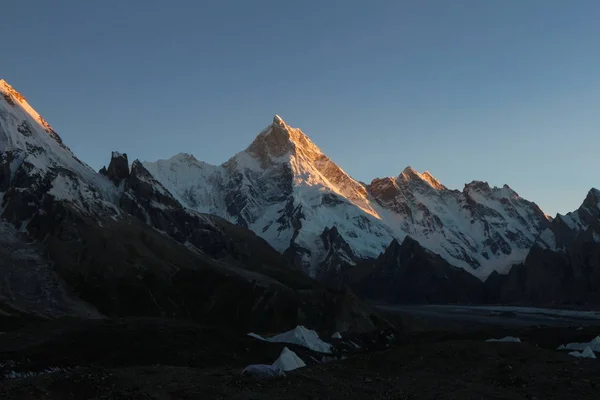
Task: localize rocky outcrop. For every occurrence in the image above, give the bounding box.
[346,237,484,304]
[316,226,359,284]
[487,189,600,306]
[101,151,130,185]
[32,203,382,333]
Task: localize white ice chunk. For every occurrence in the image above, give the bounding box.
[331,332,342,339]
[560,336,600,352]
[247,326,332,354]
[568,347,596,359]
[247,332,266,341]
[272,347,306,371]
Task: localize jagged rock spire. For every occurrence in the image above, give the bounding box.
[102,152,130,186]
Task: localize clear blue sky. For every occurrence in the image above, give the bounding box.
[2,0,599,216]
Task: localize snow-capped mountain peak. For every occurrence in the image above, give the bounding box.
[144,116,394,274]
[237,116,377,217]
[246,115,327,166]
[143,116,552,280]
[244,115,297,166]
[581,188,600,215]
[0,80,117,220]
[398,166,446,191]
[0,79,20,98]
[548,188,600,238]
[1,79,63,145]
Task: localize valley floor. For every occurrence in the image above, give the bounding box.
[0,314,599,399]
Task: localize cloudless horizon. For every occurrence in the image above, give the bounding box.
[2,0,600,216]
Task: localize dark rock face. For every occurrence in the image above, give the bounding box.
[578,188,600,230]
[1,155,55,227]
[489,243,600,306]
[123,161,181,208]
[346,237,484,304]
[221,159,295,228]
[316,226,358,284]
[0,150,22,192]
[104,152,130,185]
[507,245,600,305]
[488,188,600,306]
[12,186,384,334]
[59,211,383,332]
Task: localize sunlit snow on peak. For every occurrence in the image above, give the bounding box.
[143,114,551,280]
[273,114,286,126]
[0,80,119,213]
[398,166,445,190]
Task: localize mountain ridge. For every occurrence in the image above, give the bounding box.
[143,115,552,280]
[486,187,600,305]
[0,79,385,332]
[2,78,600,309]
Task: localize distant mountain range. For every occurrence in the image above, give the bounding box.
[1,79,599,312]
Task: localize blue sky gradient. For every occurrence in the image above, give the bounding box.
[2,0,599,215]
